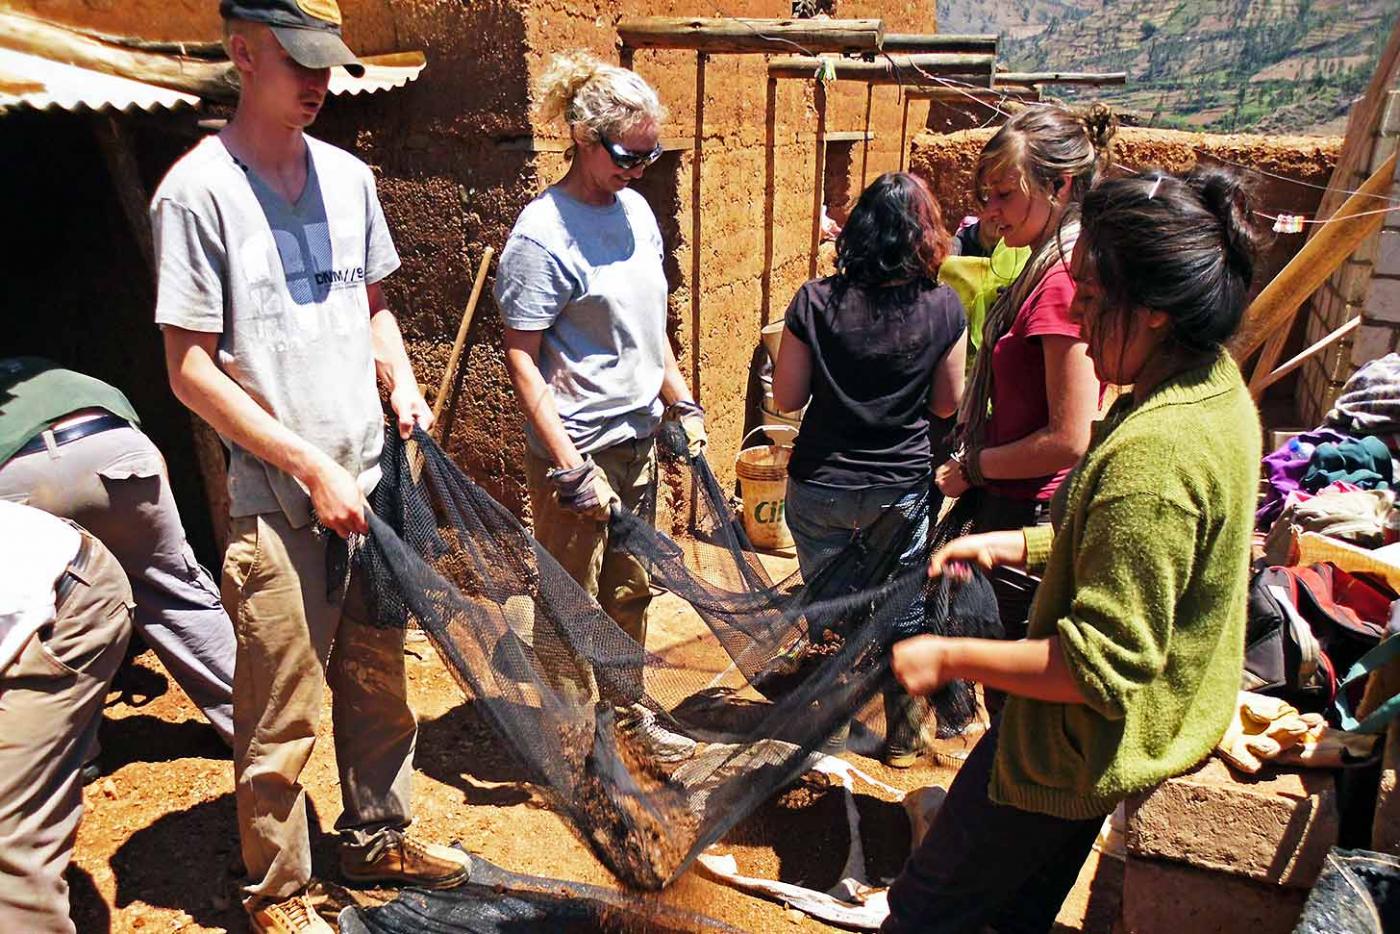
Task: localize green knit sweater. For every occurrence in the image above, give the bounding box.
[990,351,1260,820]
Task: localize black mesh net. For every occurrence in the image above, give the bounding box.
[357,426,1000,892]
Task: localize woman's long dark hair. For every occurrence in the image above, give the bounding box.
[835,172,950,287]
[1079,165,1266,354]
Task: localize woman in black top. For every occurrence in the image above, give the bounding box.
[773,172,967,766]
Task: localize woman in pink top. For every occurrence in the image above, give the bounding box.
[935,104,1115,640]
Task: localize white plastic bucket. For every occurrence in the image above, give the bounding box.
[758,373,805,431]
[760,321,785,365]
[735,426,795,551]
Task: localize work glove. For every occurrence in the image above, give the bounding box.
[1215,691,1322,774]
[669,400,708,460]
[547,458,619,522]
[1276,724,1381,769]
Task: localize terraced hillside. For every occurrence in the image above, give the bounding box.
[940,0,1400,134]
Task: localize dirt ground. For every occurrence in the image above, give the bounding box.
[68,552,1122,933]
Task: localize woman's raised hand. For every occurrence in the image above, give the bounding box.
[928,530,1028,578]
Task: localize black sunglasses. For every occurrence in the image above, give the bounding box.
[598,132,663,170]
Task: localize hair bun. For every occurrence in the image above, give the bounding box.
[536,52,605,124]
[1185,165,1264,283]
[1080,103,1118,156]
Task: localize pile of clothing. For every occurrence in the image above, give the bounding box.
[1258,354,1400,564]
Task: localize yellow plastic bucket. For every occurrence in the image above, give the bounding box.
[735,426,796,551]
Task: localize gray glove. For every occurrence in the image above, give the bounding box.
[547,458,619,521]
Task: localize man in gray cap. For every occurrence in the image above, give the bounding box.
[150,2,468,931]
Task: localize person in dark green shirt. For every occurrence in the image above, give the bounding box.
[881,166,1265,933]
[0,358,234,747]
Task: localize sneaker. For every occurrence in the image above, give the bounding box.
[882,746,923,769]
[339,830,471,889]
[247,891,334,934]
[616,703,697,763]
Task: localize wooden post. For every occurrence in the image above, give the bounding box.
[616,16,884,54]
[995,71,1128,86]
[905,84,1040,101]
[898,90,911,172]
[860,83,873,189]
[768,54,995,84]
[879,33,998,54]
[620,45,635,69]
[809,78,828,281]
[690,52,706,402]
[761,76,777,325]
[1231,151,1397,363]
[92,115,231,547]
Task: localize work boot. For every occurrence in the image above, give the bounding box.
[617,703,697,763]
[339,829,472,889]
[247,890,334,934]
[882,688,928,769]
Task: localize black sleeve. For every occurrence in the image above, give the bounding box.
[783,282,813,345]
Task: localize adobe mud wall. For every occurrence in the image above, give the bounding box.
[7,0,939,553]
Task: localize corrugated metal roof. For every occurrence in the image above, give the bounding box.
[330,53,426,98]
[0,46,199,114]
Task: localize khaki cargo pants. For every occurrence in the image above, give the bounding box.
[222,512,416,904]
[524,437,656,704]
[0,533,133,934]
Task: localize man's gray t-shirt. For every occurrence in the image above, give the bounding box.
[494,186,668,457]
[151,134,399,527]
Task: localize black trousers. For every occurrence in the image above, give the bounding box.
[881,720,1103,934]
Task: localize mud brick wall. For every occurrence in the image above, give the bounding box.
[5,0,938,554]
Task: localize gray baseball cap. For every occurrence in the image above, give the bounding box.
[219,0,365,77]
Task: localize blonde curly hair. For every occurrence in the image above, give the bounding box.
[536,51,666,143]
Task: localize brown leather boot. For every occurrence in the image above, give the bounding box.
[339,830,471,889]
[247,891,334,934]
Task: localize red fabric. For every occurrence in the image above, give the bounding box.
[984,263,1087,501]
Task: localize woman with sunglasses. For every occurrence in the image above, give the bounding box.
[494,52,701,762]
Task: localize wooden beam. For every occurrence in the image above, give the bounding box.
[769,54,995,85]
[690,53,706,402]
[880,33,997,55]
[617,16,883,54]
[1252,316,1363,397]
[821,130,874,142]
[0,9,238,100]
[996,71,1128,86]
[1230,151,1397,362]
[809,79,827,280]
[905,84,1039,99]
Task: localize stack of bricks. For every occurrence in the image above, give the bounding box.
[1120,757,1340,933]
[1298,88,1400,427]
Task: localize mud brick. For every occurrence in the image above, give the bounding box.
[1124,757,1338,888]
[1121,856,1306,934]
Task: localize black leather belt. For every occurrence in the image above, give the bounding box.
[16,413,131,458]
[54,533,94,611]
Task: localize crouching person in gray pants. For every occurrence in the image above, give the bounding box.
[0,501,134,933]
[0,357,234,744]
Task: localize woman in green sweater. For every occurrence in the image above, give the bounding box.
[881,166,1264,933]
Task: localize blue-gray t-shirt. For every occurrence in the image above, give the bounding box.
[494,186,668,457]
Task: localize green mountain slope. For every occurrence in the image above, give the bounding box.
[939,0,1400,134]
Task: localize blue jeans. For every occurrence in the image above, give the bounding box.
[785,477,931,753]
[784,477,930,582]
